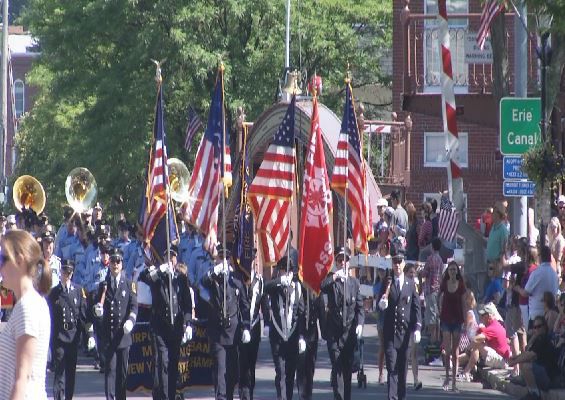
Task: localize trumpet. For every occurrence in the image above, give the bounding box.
[13,175,46,214]
[65,167,97,213]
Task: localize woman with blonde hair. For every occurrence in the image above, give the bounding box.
[0,230,52,400]
[547,216,565,277]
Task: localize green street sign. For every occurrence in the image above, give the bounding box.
[499,97,541,155]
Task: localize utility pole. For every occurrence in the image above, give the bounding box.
[513,0,527,237]
[1,0,8,195]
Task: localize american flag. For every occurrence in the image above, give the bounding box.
[247,96,296,265]
[183,106,202,150]
[140,85,172,244]
[183,69,226,250]
[439,198,460,242]
[331,83,369,254]
[477,0,504,50]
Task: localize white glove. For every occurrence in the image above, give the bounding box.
[87,337,96,351]
[159,263,173,274]
[378,297,388,310]
[182,325,193,344]
[280,274,292,287]
[123,320,134,334]
[414,330,421,344]
[298,337,306,354]
[263,325,270,338]
[94,303,104,317]
[242,329,251,344]
[355,325,363,339]
[213,262,227,276]
[334,268,346,281]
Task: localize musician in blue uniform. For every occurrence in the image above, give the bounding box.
[378,242,422,400]
[201,247,250,400]
[47,260,94,400]
[320,247,364,400]
[139,248,194,400]
[93,247,138,400]
[264,256,305,400]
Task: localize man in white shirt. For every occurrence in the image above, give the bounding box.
[516,245,559,329]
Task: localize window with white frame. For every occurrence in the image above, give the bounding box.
[424,0,468,92]
[424,132,468,168]
[14,80,24,118]
[423,192,468,222]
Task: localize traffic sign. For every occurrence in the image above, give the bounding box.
[503,156,527,180]
[503,180,535,197]
[500,97,541,155]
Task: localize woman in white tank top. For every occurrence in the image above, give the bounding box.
[0,230,52,400]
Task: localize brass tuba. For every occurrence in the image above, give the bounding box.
[167,158,190,203]
[65,167,97,213]
[13,175,46,214]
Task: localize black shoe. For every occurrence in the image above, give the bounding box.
[414,381,423,391]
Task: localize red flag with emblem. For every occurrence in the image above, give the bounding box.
[298,96,334,293]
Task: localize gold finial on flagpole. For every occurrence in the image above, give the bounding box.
[345,62,351,84]
[151,59,166,84]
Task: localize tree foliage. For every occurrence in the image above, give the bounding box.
[17,0,390,222]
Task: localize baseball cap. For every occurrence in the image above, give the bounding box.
[376,198,388,207]
[558,195,565,205]
[478,302,503,321]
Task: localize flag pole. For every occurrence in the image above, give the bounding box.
[153,60,175,326]
[342,72,351,328]
[220,63,229,324]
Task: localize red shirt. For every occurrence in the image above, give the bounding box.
[439,279,466,325]
[478,319,511,359]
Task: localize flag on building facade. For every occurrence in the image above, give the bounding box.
[298,95,333,294]
[183,68,226,251]
[232,145,254,278]
[477,0,504,50]
[183,106,203,150]
[331,82,369,254]
[248,96,296,266]
[139,84,179,259]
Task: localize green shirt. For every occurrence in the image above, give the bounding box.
[486,221,509,263]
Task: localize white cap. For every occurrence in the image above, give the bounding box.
[376,198,388,207]
[7,214,16,224]
[558,195,565,205]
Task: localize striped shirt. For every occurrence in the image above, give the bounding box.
[0,290,50,400]
[422,252,443,295]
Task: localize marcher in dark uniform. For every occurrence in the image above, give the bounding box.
[320,247,364,400]
[47,260,93,400]
[201,247,251,400]
[93,247,138,400]
[264,256,305,400]
[139,247,194,400]
[296,287,322,400]
[378,242,422,400]
[237,250,268,400]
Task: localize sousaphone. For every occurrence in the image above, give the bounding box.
[167,158,190,203]
[65,167,97,213]
[13,175,46,214]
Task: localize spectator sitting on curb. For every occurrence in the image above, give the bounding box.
[458,302,510,383]
[508,316,560,400]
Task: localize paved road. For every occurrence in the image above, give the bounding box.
[47,324,511,399]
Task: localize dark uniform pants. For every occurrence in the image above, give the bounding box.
[270,335,299,400]
[211,341,238,400]
[104,345,130,400]
[327,333,356,400]
[238,323,261,400]
[52,340,79,400]
[297,329,318,400]
[384,340,409,400]
[151,327,183,400]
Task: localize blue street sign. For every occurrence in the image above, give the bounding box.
[503,156,528,180]
[503,180,535,197]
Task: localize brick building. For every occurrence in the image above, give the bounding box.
[5,26,39,177]
[389,0,564,226]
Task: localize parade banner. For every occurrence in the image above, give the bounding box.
[127,321,213,392]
